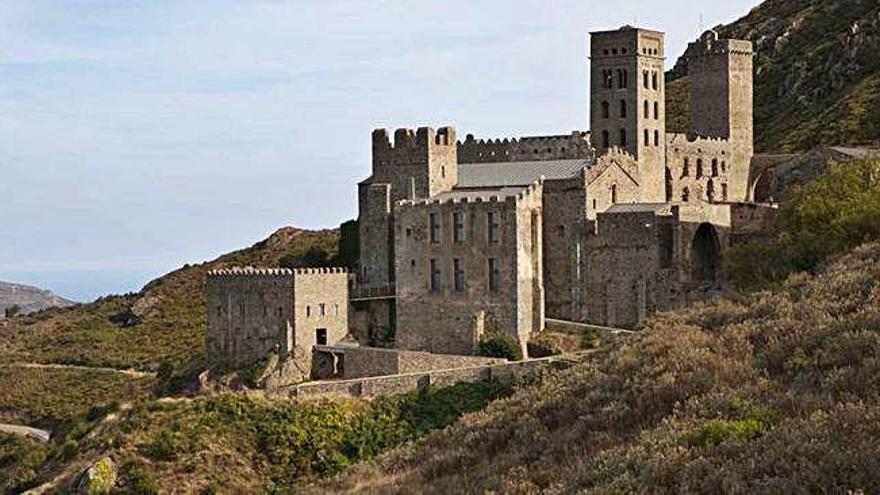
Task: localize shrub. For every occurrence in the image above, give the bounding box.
[128,465,159,495]
[479,333,523,361]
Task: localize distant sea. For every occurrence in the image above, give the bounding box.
[0,268,162,304]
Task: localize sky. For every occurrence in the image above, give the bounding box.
[1,0,762,302]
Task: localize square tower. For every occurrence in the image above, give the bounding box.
[589,26,667,202]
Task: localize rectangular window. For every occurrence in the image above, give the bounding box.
[453,259,465,292]
[453,212,465,243]
[430,259,441,292]
[430,212,440,244]
[488,258,501,292]
[488,211,500,243]
[316,328,327,346]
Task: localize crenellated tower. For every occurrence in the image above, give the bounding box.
[589,26,667,202]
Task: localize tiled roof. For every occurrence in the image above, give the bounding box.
[457,159,591,188]
[605,203,671,214]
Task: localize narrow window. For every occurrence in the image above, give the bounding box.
[643,70,649,89]
[707,180,716,203]
[453,259,465,292]
[654,101,659,119]
[611,184,618,204]
[682,187,690,202]
[644,100,649,119]
[430,259,441,292]
[592,199,597,210]
[652,71,658,90]
[488,211,500,243]
[682,158,690,177]
[558,225,566,238]
[722,183,729,202]
[429,212,440,244]
[602,130,610,148]
[721,161,727,173]
[601,101,610,119]
[712,159,719,177]
[619,129,627,147]
[654,130,660,146]
[335,304,339,316]
[604,70,613,89]
[316,328,327,346]
[277,307,282,317]
[644,129,649,146]
[619,99,627,118]
[696,159,704,178]
[216,305,222,317]
[488,258,501,292]
[306,305,311,318]
[319,303,326,317]
[453,212,465,243]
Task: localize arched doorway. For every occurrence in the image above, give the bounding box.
[691,223,721,282]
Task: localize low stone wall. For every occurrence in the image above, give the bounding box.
[341,346,505,380]
[287,353,578,400]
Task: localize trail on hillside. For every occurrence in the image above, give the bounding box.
[0,362,156,378]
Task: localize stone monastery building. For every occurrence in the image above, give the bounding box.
[207,26,776,379]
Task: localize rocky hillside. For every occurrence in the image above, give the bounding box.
[0,227,340,370]
[0,281,74,315]
[667,0,880,152]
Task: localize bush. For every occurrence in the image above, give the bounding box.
[479,333,523,361]
[128,465,159,495]
[527,339,562,359]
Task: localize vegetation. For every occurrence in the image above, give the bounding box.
[86,381,512,492]
[725,158,880,290]
[0,432,52,493]
[478,332,523,361]
[319,241,880,493]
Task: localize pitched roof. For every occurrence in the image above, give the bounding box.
[457,159,591,188]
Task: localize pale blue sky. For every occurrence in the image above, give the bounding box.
[1,0,761,301]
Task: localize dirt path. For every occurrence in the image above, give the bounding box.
[0,362,156,378]
[0,422,51,442]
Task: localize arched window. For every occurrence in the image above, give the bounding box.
[602,101,610,119]
[602,130,610,148]
[644,129,649,146]
[712,159,719,176]
[619,128,627,146]
[654,130,660,146]
[682,187,690,202]
[611,184,618,204]
[619,99,627,118]
[682,158,690,177]
[652,71,658,90]
[696,159,704,178]
[654,101,659,119]
[604,70,613,89]
[644,100,649,118]
[643,70,649,89]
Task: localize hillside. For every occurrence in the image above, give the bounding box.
[0,227,339,371]
[317,240,880,493]
[666,0,880,152]
[0,281,74,316]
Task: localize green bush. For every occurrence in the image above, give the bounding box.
[479,333,524,361]
[128,464,159,495]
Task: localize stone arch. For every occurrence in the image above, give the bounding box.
[691,223,721,282]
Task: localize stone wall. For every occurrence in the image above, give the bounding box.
[393,181,544,356]
[292,268,349,351]
[457,132,593,163]
[339,345,504,379]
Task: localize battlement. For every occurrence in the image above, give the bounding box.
[688,30,753,58]
[458,131,593,163]
[208,267,348,277]
[372,126,457,155]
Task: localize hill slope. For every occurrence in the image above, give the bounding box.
[0,281,74,315]
[319,242,880,493]
[667,0,880,152]
[0,227,338,370]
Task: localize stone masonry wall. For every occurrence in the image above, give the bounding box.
[457,132,594,163]
[340,345,504,379]
[292,268,349,352]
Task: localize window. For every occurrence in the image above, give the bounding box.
[601,101,610,119]
[430,259,441,292]
[722,183,729,202]
[488,258,501,292]
[611,184,618,204]
[682,158,690,177]
[654,101,659,119]
[711,159,719,177]
[277,307,283,317]
[592,199,597,210]
[406,227,412,238]
[429,213,440,243]
[721,161,727,173]
[441,165,446,178]
[652,71,658,90]
[644,129,649,146]
[306,305,311,318]
[603,70,613,89]
[682,187,690,202]
[696,159,704,178]
[453,259,465,292]
[334,304,339,316]
[453,212,465,243]
[619,129,627,146]
[602,130,610,148]
[643,70,649,89]
[654,130,660,146]
[558,225,566,238]
[319,303,326,317]
[216,305,222,317]
[488,211,500,243]
[619,99,627,118]
[644,100,649,118]
[617,69,628,89]
[316,328,327,346]
[707,180,716,203]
